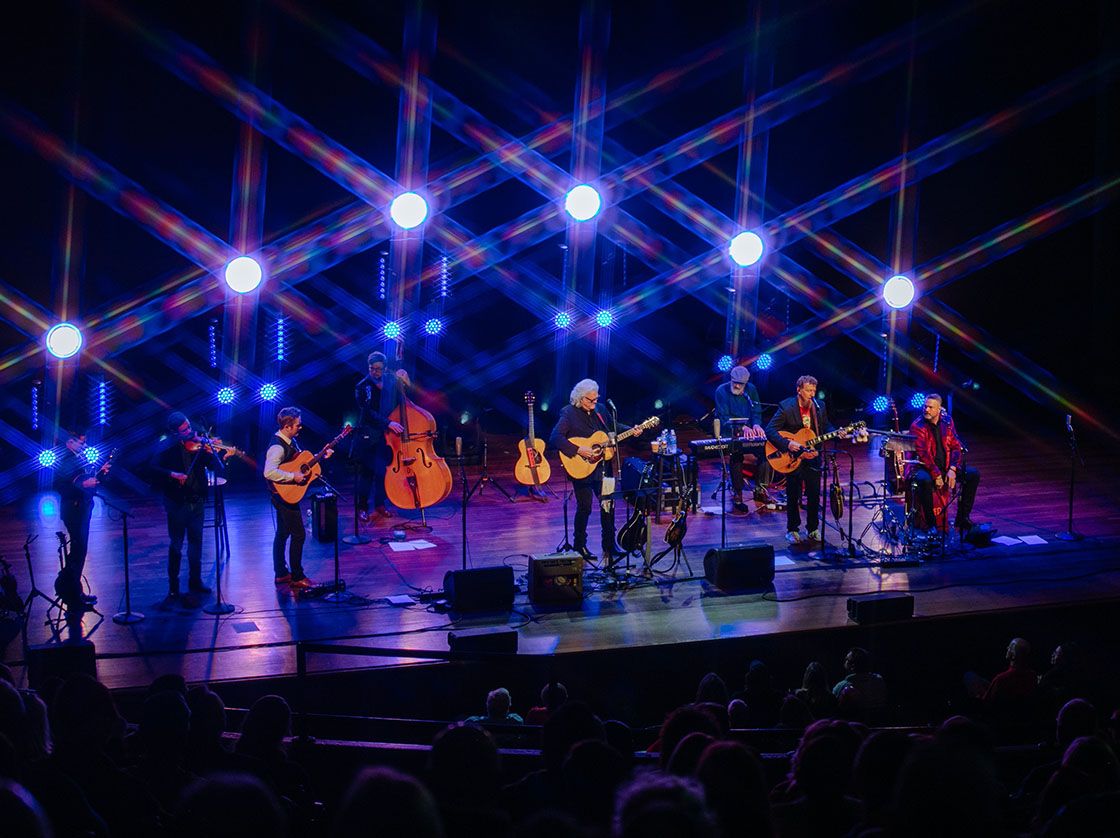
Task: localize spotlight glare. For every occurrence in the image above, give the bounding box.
[217,386,236,405]
[383,321,402,340]
[224,256,263,294]
[595,309,614,328]
[653,399,664,410]
[460,411,471,425]
[717,355,733,373]
[38,449,57,468]
[564,184,602,221]
[870,395,890,414]
[755,353,774,371]
[910,392,927,410]
[259,382,279,401]
[45,323,83,359]
[883,275,916,309]
[728,231,764,267]
[83,446,100,464]
[389,192,429,229]
[423,318,443,336]
[554,311,572,330]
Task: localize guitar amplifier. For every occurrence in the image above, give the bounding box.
[528,552,584,605]
[311,492,337,542]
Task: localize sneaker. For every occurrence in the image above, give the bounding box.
[290,577,315,590]
[785,530,802,544]
[358,510,370,524]
[375,506,393,518]
[274,573,292,585]
[807,529,821,542]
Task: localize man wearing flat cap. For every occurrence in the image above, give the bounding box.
[714,365,771,512]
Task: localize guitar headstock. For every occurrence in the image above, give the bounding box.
[643,416,661,430]
[524,391,535,406]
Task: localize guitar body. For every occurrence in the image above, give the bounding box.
[617,495,648,554]
[274,452,319,504]
[384,383,453,511]
[558,431,613,480]
[514,438,551,485]
[664,507,688,548]
[764,428,819,475]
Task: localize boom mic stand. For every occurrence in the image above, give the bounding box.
[316,475,352,603]
[1056,414,1084,541]
[342,444,371,546]
[472,413,516,502]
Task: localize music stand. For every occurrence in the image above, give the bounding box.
[102,495,144,625]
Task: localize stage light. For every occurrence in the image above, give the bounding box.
[97,380,109,426]
[540,402,549,412]
[224,256,263,293]
[38,449,56,468]
[883,275,915,309]
[390,192,428,229]
[717,355,733,372]
[910,392,926,409]
[729,231,764,267]
[38,496,58,518]
[595,309,614,328]
[83,446,100,464]
[259,382,279,401]
[871,395,890,413]
[424,318,443,335]
[31,382,40,431]
[564,184,602,221]
[217,386,235,405]
[208,320,218,368]
[654,399,664,410]
[755,353,774,371]
[554,311,572,329]
[276,315,286,362]
[45,323,83,359]
[460,411,471,424]
[383,320,402,340]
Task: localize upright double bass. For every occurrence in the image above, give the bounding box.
[384,374,453,510]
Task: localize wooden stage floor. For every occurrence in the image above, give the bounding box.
[3,430,1120,690]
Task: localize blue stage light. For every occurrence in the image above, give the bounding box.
[755,353,773,371]
[208,320,218,368]
[564,184,602,221]
[224,256,263,293]
[45,323,83,359]
[38,496,58,518]
[38,449,57,468]
[390,192,428,229]
[883,275,915,309]
[259,382,279,401]
[554,311,572,329]
[460,411,471,425]
[97,380,109,426]
[871,395,890,413]
[728,231,764,267]
[424,318,443,335]
[383,321,402,340]
[717,355,734,372]
[910,392,926,409]
[83,446,100,464]
[595,309,614,328]
[276,315,286,362]
[654,399,664,410]
[217,386,235,405]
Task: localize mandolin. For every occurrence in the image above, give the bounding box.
[273,426,352,504]
[764,421,867,475]
[514,391,551,487]
[559,416,661,480]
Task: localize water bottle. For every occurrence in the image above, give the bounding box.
[669,429,678,455]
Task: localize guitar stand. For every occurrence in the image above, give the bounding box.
[555,488,575,553]
[472,435,517,503]
[20,534,69,644]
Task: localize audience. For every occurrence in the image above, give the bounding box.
[832,647,888,720]
[466,687,524,725]
[794,660,839,720]
[526,681,568,725]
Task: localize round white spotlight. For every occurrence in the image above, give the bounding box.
[390,192,429,229]
[728,231,764,267]
[564,184,602,222]
[224,256,263,294]
[883,275,916,309]
[45,323,83,359]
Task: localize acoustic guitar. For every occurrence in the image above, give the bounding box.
[764,421,867,475]
[559,416,661,480]
[273,426,352,504]
[514,391,551,487]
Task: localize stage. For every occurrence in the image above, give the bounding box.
[3,430,1119,692]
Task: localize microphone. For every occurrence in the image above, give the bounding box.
[606,398,617,413]
[713,418,721,440]
[455,436,462,457]
[1065,414,1073,434]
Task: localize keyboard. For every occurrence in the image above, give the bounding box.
[688,437,767,457]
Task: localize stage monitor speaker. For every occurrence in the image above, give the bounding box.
[447,626,519,654]
[443,566,515,612]
[847,592,914,624]
[27,640,96,690]
[312,492,337,543]
[703,544,775,591]
[528,553,584,605]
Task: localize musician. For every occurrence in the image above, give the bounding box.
[765,375,846,544]
[909,394,980,532]
[263,407,331,590]
[152,412,224,606]
[714,365,770,511]
[353,352,409,521]
[549,379,642,563]
[52,429,99,607]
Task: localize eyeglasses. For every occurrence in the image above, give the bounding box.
[583,396,599,403]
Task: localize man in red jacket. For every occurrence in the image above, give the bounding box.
[909,393,980,532]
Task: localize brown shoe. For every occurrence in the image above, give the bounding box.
[274,573,292,585]
[290,578,315,590]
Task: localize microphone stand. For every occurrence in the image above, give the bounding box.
[1056,417,1084,541]
[342,450,371,545]
[314,475,352,602]
[714,419,728,549]
[457,440,473,570]
[603,402,621,570]
[103,495,144,625]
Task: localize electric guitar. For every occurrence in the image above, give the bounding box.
[514,391,551,487]
[273,426,352,504]
[764,421,867,475]
[559,416,661,480]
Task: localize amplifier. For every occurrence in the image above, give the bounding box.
[311,492,337,543]
[528,552,584,604]
[847,592,914,624]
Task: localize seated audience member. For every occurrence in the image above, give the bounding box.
[1034,735,1120,831]
[696,740,773,838]
[795,661,839,720]
[129,690,199,813]
[666,731,715,777]
[429,723,509,837]
[778,693,814,731]
[466,687,525,725]
[695,672,729,705]
[235,694,311,811]
[650,704,723,770]
[832,647,887,719]
[1014,698,1097,810]
[0,779,53,838]
[332,766,444,838]
[849,729,915,836]
[525,681,568,725]
[613,773,715,838]
[770,722,864,837]
[730,660,782,728]
[890,739,1005,836]
[186,685,234,775]
[1038,641,1093,710]
[561,738,627,830]
[177,771,288,838]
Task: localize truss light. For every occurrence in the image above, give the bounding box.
[259,382,279,401]
[595,309,614,328]
[224,256,263,293]
[564,184,602,221]
[83,446,100,464]
[729,231,764,267]
[390,192,428,229]
[554,311,572,330]
[45,323,83,359]
[717,355,733,372]
[755,353,773,371]
[654,399,664,410]
[383,321,402,340]
[424,318,443,335]
[217,386,236,405]
[38,449,57,468]
[870,395,890,413]
[883,275,915,309]
[910,392,926,410]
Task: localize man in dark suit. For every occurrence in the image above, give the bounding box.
[765,375,847,544]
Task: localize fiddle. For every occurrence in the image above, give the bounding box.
[183,435,251,463]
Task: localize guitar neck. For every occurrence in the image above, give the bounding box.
[805,425,855,448]
[308,432,347,467]
[527,408,536,444]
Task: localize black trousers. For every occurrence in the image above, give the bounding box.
[355,440,391,512]
[271,494,307,580]
[572,472,618,556]
[729,452,773,495]
[165,498,205,593]
[912,466,980,528]
[785,462,822,533]
[60,500,93,585]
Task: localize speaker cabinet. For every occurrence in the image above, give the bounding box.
[447,626,519,653]
[27,640,96,689]
[528,553,584,605]
[312,492,337,543]
[703,544,775,591]
[847,592,914,624]
[443,566,515,612]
